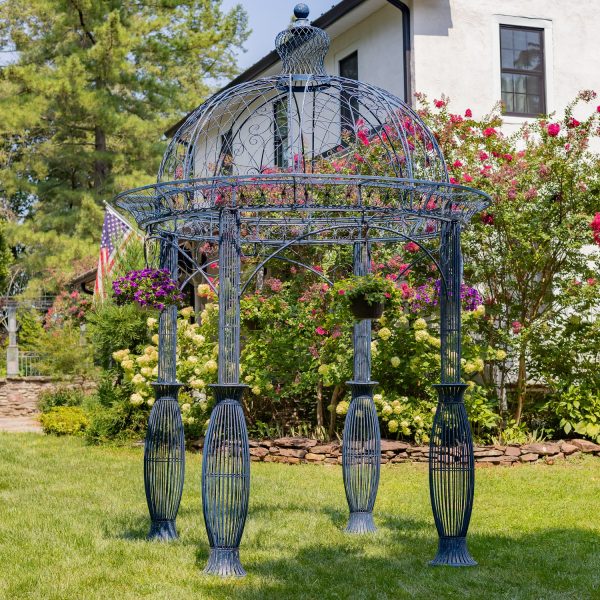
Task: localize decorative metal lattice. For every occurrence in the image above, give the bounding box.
[110,3,489,574]
[342,242,380,533]
[429,221,476,566]
[144,237,185,541]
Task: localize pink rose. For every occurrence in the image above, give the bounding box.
[434,99,445,109]
[357,129,370,146]
[338,289,346,295]
[315,327,327,336]
[483,127,497,137]
[404,241,419,253]
[465,108,473,118]
[567,117,581,128]
[512,321,523,334]
[547,123,560,137]
[462,173,473,183]
[452,160,463,168]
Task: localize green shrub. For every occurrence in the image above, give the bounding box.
[38,386,86,412]
[87,302,150,369]
[40,406,89,436]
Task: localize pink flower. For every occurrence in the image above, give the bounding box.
[481,212,494,225]
[478,151,489,161]
[404,241,419,253]
[590,212,600,245]
[564,143,572,152]
[524,187,538,200]
[587,278,597,286]
[547,123,561,137]
[462,173,473,183]
[508,189,517,200]
[503,154,513,162]
[449,177,458,184]
[452,160,463,168]
[512,321,523,334]
[597,106,600,113]
[315,326,327,336]
[313,265,323,273]
[465,108,473,118]
[567,117,581,128]
[357,129,370,146]
[338,289,346,295]
[434,99,445,108]
[354,153,365,163]
[483,127,497,137]
[450,114,463,124]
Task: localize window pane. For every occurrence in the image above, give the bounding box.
[501,74,514,93]
[501,91,514,113]
[514,74,527,94]
[501,49,514,69]
[515,94,527,114]
[500,27,513,50]
[527,94,542,115]
[500,26,545,115]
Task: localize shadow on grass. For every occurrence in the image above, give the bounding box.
[191,513,600,600]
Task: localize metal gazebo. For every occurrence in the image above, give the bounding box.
[111,3,490,577]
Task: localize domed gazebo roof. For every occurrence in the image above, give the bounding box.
[112,4,489,244]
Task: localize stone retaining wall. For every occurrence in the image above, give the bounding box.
[247,437,600,466]
[0,377,96,417]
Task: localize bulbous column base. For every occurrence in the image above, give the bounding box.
[147,519,178,541]
[204,548,246,578]
[429,537,477,567]
[345,511,377,534]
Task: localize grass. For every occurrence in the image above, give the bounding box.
[1,434,599,600]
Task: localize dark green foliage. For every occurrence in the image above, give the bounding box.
[84,372,148,444]
[87,302,150,369]
[38,386,86,413]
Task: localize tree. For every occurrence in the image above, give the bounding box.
[0,0,249,292]
[417,92,600,425]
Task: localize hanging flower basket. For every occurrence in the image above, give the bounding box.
[335,274,395,320]
[112,269,184,311]
[350,296,385,320]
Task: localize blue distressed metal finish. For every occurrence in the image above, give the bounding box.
[428,221,477,566]
[201,208,251,577]
[144,236,185,541]
[109,3,489,574]
[342,241,381,533]
[202,384,250,577]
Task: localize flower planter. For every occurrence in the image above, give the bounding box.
[350,296,385,320]
[245,317,260,331]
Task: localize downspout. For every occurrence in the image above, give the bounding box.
[386,0,412,104]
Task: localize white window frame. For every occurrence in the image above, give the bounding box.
[492,15,554,124]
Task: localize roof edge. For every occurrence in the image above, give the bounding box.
[164,0,370,138]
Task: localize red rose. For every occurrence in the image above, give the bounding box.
[465,109,473,118]
[338,289,346,295]
[567,117,581,128]
[434,99,445,108]
[452,160,463,168]
[547,123,561,136]
[483,127,497,137]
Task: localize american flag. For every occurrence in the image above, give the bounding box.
[94,205,134,298]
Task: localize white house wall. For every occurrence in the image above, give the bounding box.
[410,0,600,135]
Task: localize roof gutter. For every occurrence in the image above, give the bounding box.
[385,0,412,105]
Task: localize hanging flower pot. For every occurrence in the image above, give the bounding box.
[112,268,184,311]
[350,295,385,319]
[245,316,261,331]
[335,274,395,321]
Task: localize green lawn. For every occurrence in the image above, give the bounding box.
[1,434,599,600]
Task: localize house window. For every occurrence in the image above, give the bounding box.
[220,130,233,175]
[273,98,288,168]
[500,25,546,116]
[339,51,359,137]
